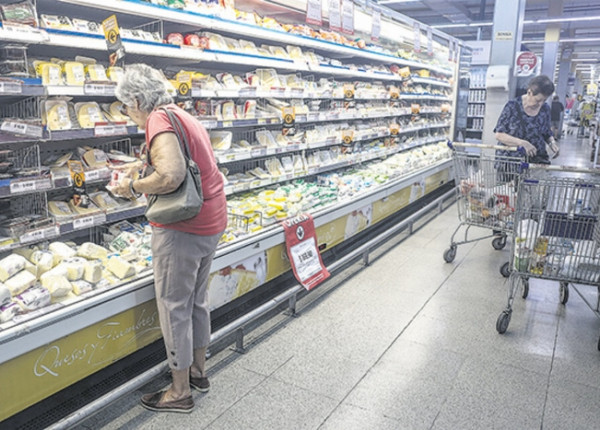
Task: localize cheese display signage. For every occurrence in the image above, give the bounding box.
[102,15,125,67]
[282,213,329,290]
[306,0,322,26]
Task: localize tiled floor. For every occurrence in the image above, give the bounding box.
[76,135,600,430]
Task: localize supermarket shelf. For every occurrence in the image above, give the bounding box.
[54,0,453,76]
[0,122,141,144]
[0,81,44,97]
[468,101,486,104]
[0,156,453,363]
[0,175,53,198]
[466,128,483,132]
[411,77,452,88]
[469,115,485,118]
[45,83,117,97]
[223,137,447,196]
[469,87,486,90]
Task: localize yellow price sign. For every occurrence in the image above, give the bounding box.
[343,83,355,99]
[341,129,354,145]
[282,106,296,124]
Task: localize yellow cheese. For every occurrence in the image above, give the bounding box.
[85,64,108,81]
[41,275,72,298]
[45,101,72,131]
[78,242,109,261]
[83,260,103,283]
[82,148,109,168]
[108,102,129,122]
[76,103,106,128]
[64,61,85,86]
[30,250,54,275]
[41,63,63,85]
[106,256,135,279]
[107,66,124,82]
[71,280,93,295]
[49,242,77,265]
[48,200,74,218]
[5,270,36,296]
[0,283,10,306]
[62,257,86,281]
[0,254,28,282]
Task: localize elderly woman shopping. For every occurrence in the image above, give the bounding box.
[111,64,227,413]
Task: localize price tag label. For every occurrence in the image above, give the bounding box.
[306,0,323,25]
[73,216,95,230]
[257,118,266,125]
[341,0,354,35]
[94,124,128,137]
[251,149,264,158]
[0,81,22,94]
[84,84,115,96]
[390,124,400,135]
[20,226,59,244]
[222,121,233,128]
[329,0,341,31]
[85,169,106,181]
[10,180,36,194]
[1,121,43,138]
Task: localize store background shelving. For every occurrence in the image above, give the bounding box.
[465,66,487,142]
[0,0,462,421]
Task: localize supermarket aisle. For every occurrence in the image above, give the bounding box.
[75,136,600,430]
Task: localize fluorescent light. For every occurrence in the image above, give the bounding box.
[561,37,600,43]
[572,59,598,62]
[434,15,600,30]
[432,21,493,29]
[532,15,600,24]
[378,0,421,3]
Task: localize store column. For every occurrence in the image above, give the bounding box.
[481,0,526,146]
[540,0,563,78]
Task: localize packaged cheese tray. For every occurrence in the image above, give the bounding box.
[43,99,72,131]
[75,102,106,128]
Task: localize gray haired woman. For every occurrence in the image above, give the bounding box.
[113,64,227,413]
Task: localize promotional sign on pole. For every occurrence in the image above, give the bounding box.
[413,22,421,53]
[101,15,125,67]
[371,8,381,41]
[329,0,341,32]
[515,51,538,76]
[306,0,322,26]
[282,214,330,291]
[341,0,354,35]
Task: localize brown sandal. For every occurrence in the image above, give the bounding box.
[140,390,194,413]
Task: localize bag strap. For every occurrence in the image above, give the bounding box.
[147,107,193,166]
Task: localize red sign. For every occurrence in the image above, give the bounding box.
[282,214,330,290]
[515,51,538,76]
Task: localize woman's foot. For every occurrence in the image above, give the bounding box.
[140,390,194,413]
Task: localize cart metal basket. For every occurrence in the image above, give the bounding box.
[497,164,600,350]
[444,142,526,277]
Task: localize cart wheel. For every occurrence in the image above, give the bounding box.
[443,246,457,263]
[560,282,569,305]
[492,236,507,250]
[521,278,529,299]
[496,310,512,334]
[500,262,510,278]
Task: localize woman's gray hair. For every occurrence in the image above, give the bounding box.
[115,64,173,112]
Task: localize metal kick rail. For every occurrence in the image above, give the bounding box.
[48,188,456,430]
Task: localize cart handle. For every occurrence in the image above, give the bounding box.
[448,141,526,155]
[522,163,600,175]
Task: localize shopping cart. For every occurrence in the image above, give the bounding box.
[444,142,527,277]
[497,164,600,350]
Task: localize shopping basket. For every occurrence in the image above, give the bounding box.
[497,164,600,350]
[444,142,527,277]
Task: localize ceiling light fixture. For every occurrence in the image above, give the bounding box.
[433,15,600,30]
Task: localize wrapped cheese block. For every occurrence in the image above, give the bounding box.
[78,242,109,261]
[106,256,135,279]
[13,246,38,261]
[14,286,51,312]
[63,61,85,86]
[41,275,72,298]
[44,100,72,131]
[0,302,19,323]
[76,102,106,128]
[0,254,28,282]
[23,260,39,279]
[107,66,124,82]
[71,280,93,295]
[30,250,54,275]
[49,242,77,265]
[61,257,86,281]
[0,283,10,306]
[5,270,36,296]
[85,64,108,81]
[82,148,109,169]
[49,200,74,218]
[83,260,103,283]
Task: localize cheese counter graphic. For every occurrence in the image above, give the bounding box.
[207,253,267,310]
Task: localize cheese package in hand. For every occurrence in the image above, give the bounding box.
[0,254,28,282]
[14,286,51,312]
[5,270,36,296]
[106,256,135,279]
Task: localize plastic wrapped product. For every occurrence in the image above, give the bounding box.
[0,302,20,323]
[106,256,135,279]
[76,103,106,129]
[0,283,10,306]
[30,250,54,275]
[1,1,38,27]
[71,280,93,295]
[5,270,36,296]
[61,257,86,281]
[85,64,108,81]
[63,61,85,86]
[77,242,109,261]
[166,33,184,45]
[49,242,77,265]
[107,66,124,83]
[83,260,103,284]
[0,254,28,282]
[14,286,51,311]
[209,131,232,151]
[41,275,72,298]
[44,100,72,131]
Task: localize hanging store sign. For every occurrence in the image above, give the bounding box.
[341,0,354,35]
[306,0,323,26]
[515,51,538,76]
[587,83,598,96]
[329,0,342,32]
[282,213,330,290]
[413,22,421,53]
[102,15,125,67]
[495,31,514,41]
[371,8,381,41]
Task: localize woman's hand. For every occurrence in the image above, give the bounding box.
[549,141,560,158]
[521,140,537,157]
[109,176,136,199]
[110,160,143,178]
